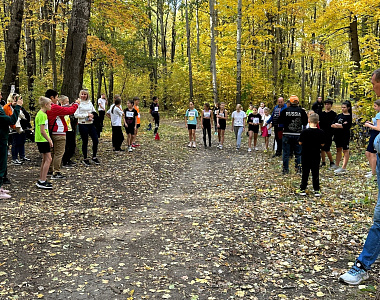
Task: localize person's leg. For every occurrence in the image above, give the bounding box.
[11,134,17,160]
[294,137,302,170]
[234,126,239,141]
[40,153,52,181]
[248,131,253,148]
[111,126,116,150]
[203,126,207,146]
[88,124,99,158]
[253,133,258,148]
[48,135,57,173]
[321,150,326,163]
[79,125,89,159]
[236,126,243,148]
[218,129,221,143]
[311,160,320,191]
[265,136,269,150]
[52,135,66,174]
[327,151,334,164]
[192,129,196,145]
[357,154,380,270]
[0,141,8,188]
[207,124,211,146]
[62,131,76,164]
[282,135,290,172]
[342,149,350,169]
[188,129,192,142]
[118,126,124,150]
[220,130,225,145]
[154,116,160,134]
[335,147,343,167]
[19,132,26,159]
[366,151,377,175]
[300,160,310,191]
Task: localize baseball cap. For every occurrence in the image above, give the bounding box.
[289,95,299,103]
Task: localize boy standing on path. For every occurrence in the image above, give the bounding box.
[339,68,380,285]
[298,113,325,196]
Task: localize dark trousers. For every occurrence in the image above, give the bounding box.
[300,157,320,191]
[203,121,212,146]
[11,132,25,160]
[62,131,76,164]
[78,124,98,159]
[98,111,105,137]
[282,135,302,172]
[153,115,160,134]
[112,126,124,150]
[274,126,283,155]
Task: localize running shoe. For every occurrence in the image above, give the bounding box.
[219,145,223,150]
[0,187,10,193]
[0,191,11,199]
[92,157,100,165]
[329,163,338,170]
[192,142,196,148]
[248,148,252,152]
[255,147,259,151]
[320,162,326,168]
[62,162,74,168]
[21,157,31,162]
[51,172,66,180]
[339,263,369,285]
[82,159,91,166]
[334,167,346,174]
[188,142,192,147]
[314,190,321,197]
[11,159,23,165]
[298,190,306,196]
[36,180,53,190]
[131,144,137,148]
[365,173,375,178]
[128,146,133,152]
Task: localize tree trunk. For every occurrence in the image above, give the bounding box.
[158,0,168,109]
[25,3,35,110]
[236,0,242,105]
[170,0,177,63]
[196,0,200,53]
[97,62,102,99]
[108,69,114,107]
[90,61,94,104]
[185,0,193,100]
[147,0,156,98]
[209,0,218,104]
[349,14,360,71]
[1,0,24,100]
[60,0,91,103]
[41,0,51,70]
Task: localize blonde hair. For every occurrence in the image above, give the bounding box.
[264,107,270,113]
[39,96,51,108]
[309,113,319,124]
[79,89,89,100]
[7,93,19,104]
[59,95,69,103]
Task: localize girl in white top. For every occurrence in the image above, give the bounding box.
[258,102,265,118]
[74,90,100,166]
[201,102,213,148]
[107,96,124,151]
[231,104,246,150]
[262,107,272,152]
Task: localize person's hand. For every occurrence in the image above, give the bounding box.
[75,99,81,104]
[217,123,220,128]
[88,113,93,118]
[201,125,203,129]
[48,139,53,148]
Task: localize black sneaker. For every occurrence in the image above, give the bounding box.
[11,159,23,165]
[36,180,53,190]
[314,190,321,197]
[298,190,307,196]
[82,159,91,166]
[68,160,76,166]
[92,157,100,165]
[2,177,10,184]
[20,157,31,162]
[62,162,74,169]
[282,169,289,175]
[320,162,326,168]
[47,171,53,176]
[51,172,66,180]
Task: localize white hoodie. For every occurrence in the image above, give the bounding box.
[74,100,96,124]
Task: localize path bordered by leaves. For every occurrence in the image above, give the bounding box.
[0,121,378,299]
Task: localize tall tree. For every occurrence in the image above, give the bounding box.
[1,0,24,101]
[60,0,91,102]
[236,0,242,105]
[209,0,218,104]
[185,0,193,100]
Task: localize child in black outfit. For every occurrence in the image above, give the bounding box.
[298,113,325,196]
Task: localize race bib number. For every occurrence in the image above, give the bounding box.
[253,118,259,124]
[236,119,243,125]
[126,111,134,118]
[138,113,141,118]
[204,112,210,118]
[188,111,195,117]
[219,113,224,117]
[154,107,159,112]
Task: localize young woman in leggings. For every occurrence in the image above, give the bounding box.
[74,90,100,166]
[216,102,228,149]
[201,103,213,148]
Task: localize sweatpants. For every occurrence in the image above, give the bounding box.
[300,157,320,191]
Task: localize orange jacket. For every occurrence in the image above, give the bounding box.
[3,103,15,129]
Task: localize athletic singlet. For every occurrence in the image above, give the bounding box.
[218,110,226,126]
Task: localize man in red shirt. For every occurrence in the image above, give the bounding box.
[45,89,80,179]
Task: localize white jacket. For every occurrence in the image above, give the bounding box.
[74,100,96,124]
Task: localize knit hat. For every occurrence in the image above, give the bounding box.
[289,95,299,104]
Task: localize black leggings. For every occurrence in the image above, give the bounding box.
[79,124,99,159]
[203,120,211,146]
[153,115,160,134]
[112,126,124,150]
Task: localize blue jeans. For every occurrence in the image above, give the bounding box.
[282,134,301,172]
[357,154,380,270]
[234,126,244,148]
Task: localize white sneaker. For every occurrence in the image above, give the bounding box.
[128,146,133,152]
[339,264,369,285]
[192,142,196,148]
[0,191,11,199]
[367,171,373,175]
[248,148,252,152]
[334,167,346,174]
[219,145,223,150]
[255,147,259,151]
[188,142,192,147]
[365,173,375,178]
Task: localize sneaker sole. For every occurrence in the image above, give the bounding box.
[339,274,369,285]
[51,177,66,180]
[36,183,53,190]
